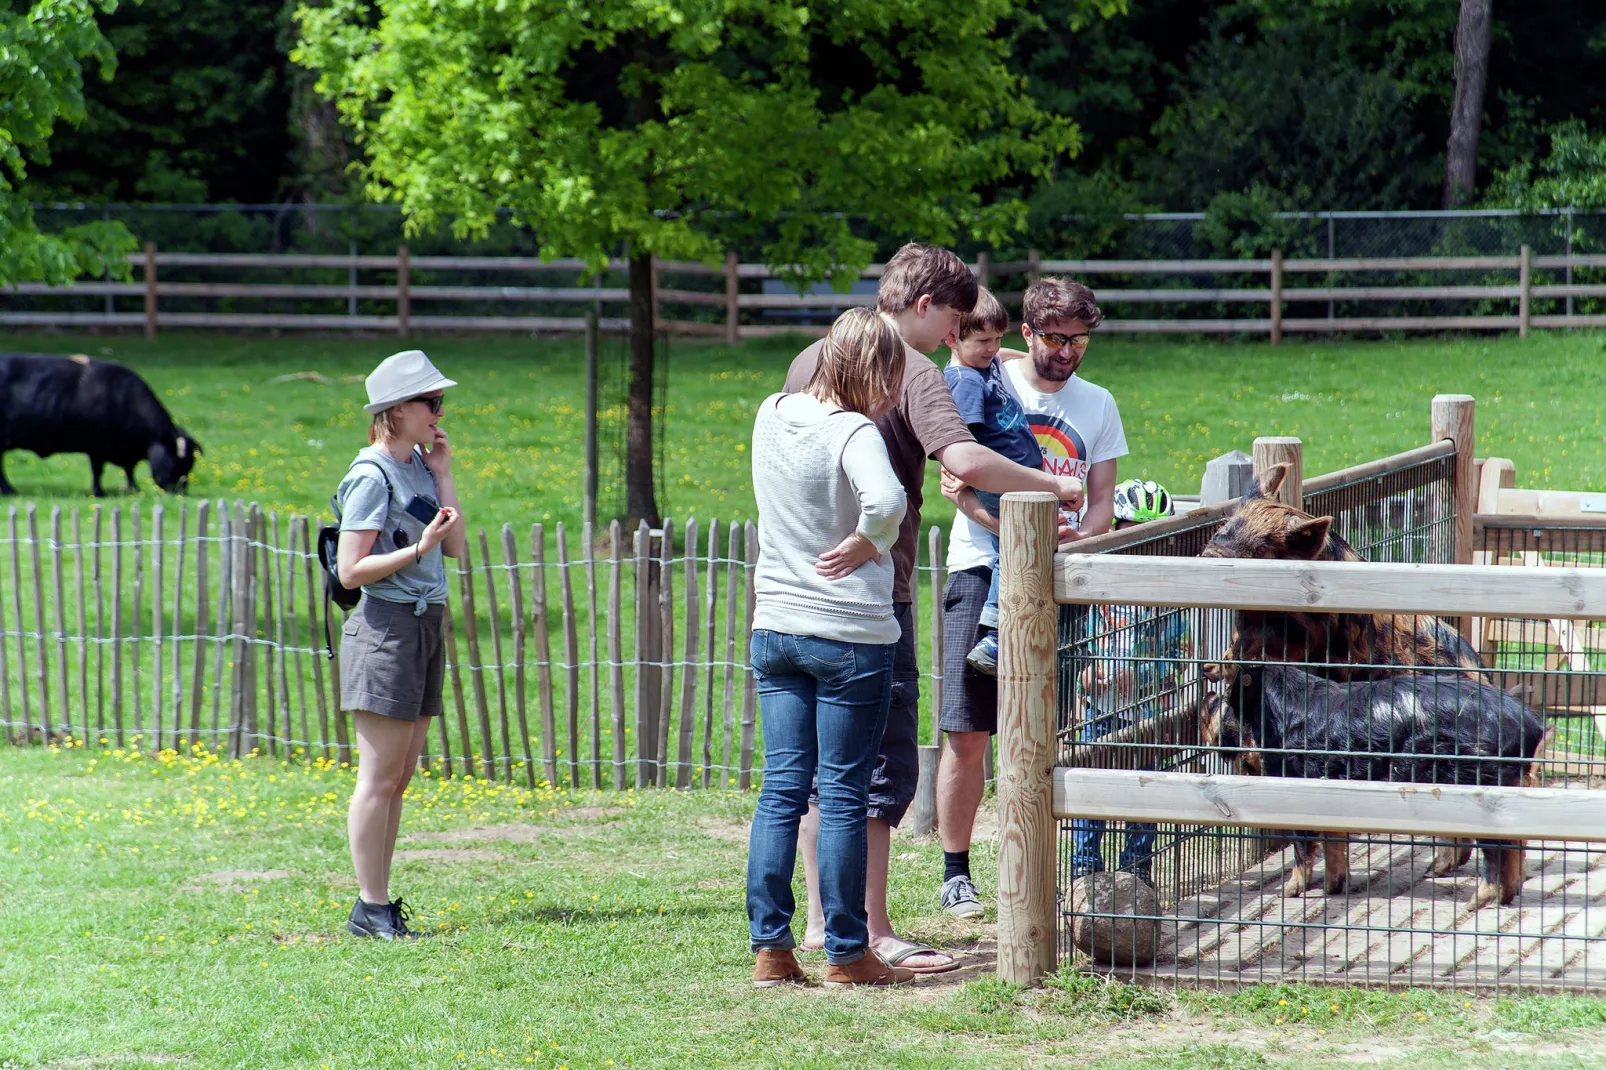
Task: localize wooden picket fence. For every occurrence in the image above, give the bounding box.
[0,501,952,791]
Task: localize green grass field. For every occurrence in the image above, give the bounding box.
[2,329,1602,532]
[6,744,1606,1069]
[6,328,1606,1067]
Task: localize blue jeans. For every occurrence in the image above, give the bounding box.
[747,630,894,965]
[973,491,1003,631]
[1070,707,1158,880]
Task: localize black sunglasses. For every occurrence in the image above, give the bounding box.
[408,394,445,415]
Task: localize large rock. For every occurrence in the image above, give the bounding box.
[1070,872,1162,966]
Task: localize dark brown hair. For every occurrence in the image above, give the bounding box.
[958,285,1008,338]
[1022,276,1103,331]
[805,307,906,418]
[877,242,978,315]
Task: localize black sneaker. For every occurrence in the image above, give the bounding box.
[388,896,428,940]
[348,897,400,939]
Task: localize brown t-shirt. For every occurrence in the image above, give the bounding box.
[784,341,974,604]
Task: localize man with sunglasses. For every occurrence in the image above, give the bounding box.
[932,276,1128,920]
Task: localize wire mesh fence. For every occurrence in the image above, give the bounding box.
[1052,461,1606,994]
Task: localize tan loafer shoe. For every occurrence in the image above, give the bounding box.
[753,948,809,988]
[823,952,915,988]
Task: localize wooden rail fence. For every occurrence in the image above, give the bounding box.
[5,246,1606,339]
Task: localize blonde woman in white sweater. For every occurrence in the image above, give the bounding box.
[746,307,912,989]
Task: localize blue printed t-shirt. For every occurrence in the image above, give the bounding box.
[943,356,1042,474]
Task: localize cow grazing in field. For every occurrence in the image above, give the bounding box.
[1199,464,1484,678]
[1200,665,1545,908]
[0,352,200,497]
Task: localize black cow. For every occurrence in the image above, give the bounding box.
[0,352,201,497]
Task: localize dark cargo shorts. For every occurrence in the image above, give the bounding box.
[939,567,999,735]
[339,595,446,722]
[809,602,920,828]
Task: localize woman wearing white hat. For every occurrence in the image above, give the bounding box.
[336,349,465,939]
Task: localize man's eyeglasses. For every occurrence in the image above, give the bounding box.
[409,394,445,415]
[1027,326,1091,351]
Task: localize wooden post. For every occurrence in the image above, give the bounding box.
[72,509,89,743]
[911,746,940,838]
[724,252,740,344]
[259,511,282,755]
[456,541,497,781]
[608,520,627,790]
[144,242,158,339]
[130,506,144,745]
[170,504,189,745]
[738,521,758,790]
[442,604,472,774]
[1026,249,1041,287]
[675,518,699,789]
[396,245,411,338]
[479,529,514,783]
[109,508,123,745]
[150,504,165,750]
[557,523,581,788]
[9,506,32,740]
[584,521,601,790]
[928,526,944,746]
[720,521,741,786]
[531,524,558,786]
[1251,437,1303,511]
[28,506,50,740]
[632,521,651,788]
[285,515,310,750]
[229,503,252,758]
[242,507,261,755]
[91,506,104,738]
[912,526,944,837]
[50,508,70,742]
[976,251,990,289]
[502,524,537,789]
[297,516,331,760]
[1433,395,1477,632]
[1518,244,1532,339]
[700,519,719,789]
[656,519,676,789]
[994,491,1060,986]
[212,503,231,748]
[1269,248,1284,346]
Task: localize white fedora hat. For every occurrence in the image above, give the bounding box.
[364,350,458,414]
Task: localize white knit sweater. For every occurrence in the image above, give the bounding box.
[751,393,908,644]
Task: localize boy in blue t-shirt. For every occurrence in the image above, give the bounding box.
[942,286,1043,674]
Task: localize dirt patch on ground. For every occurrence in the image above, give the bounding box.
[181,869,291,893]
[392,848,509,863]
[404,823,544,845]
[695,815,751,844]
[562,806,626,820]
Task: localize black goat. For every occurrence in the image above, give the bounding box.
[1201,664,1546,908]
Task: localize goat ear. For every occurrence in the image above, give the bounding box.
[176,436,188,460]
[1284,516,1332,559]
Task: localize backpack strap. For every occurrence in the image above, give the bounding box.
[331,456,397,521]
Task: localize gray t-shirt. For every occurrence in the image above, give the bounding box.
[336,445,448,609]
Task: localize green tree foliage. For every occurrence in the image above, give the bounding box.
[294,0,1092,522]
[0,0,136,285]
[1485,123,1606,211]
[24,0,297,203]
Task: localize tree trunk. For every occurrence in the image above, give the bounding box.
[626,254,661,527]
[1442,0,1493,208]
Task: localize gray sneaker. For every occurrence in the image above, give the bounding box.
[941,874,986,919]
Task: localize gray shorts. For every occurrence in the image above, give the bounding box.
[939,568,998,735]
[339,596,446,722]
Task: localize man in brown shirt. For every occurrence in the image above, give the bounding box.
[782,243,1084,971]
